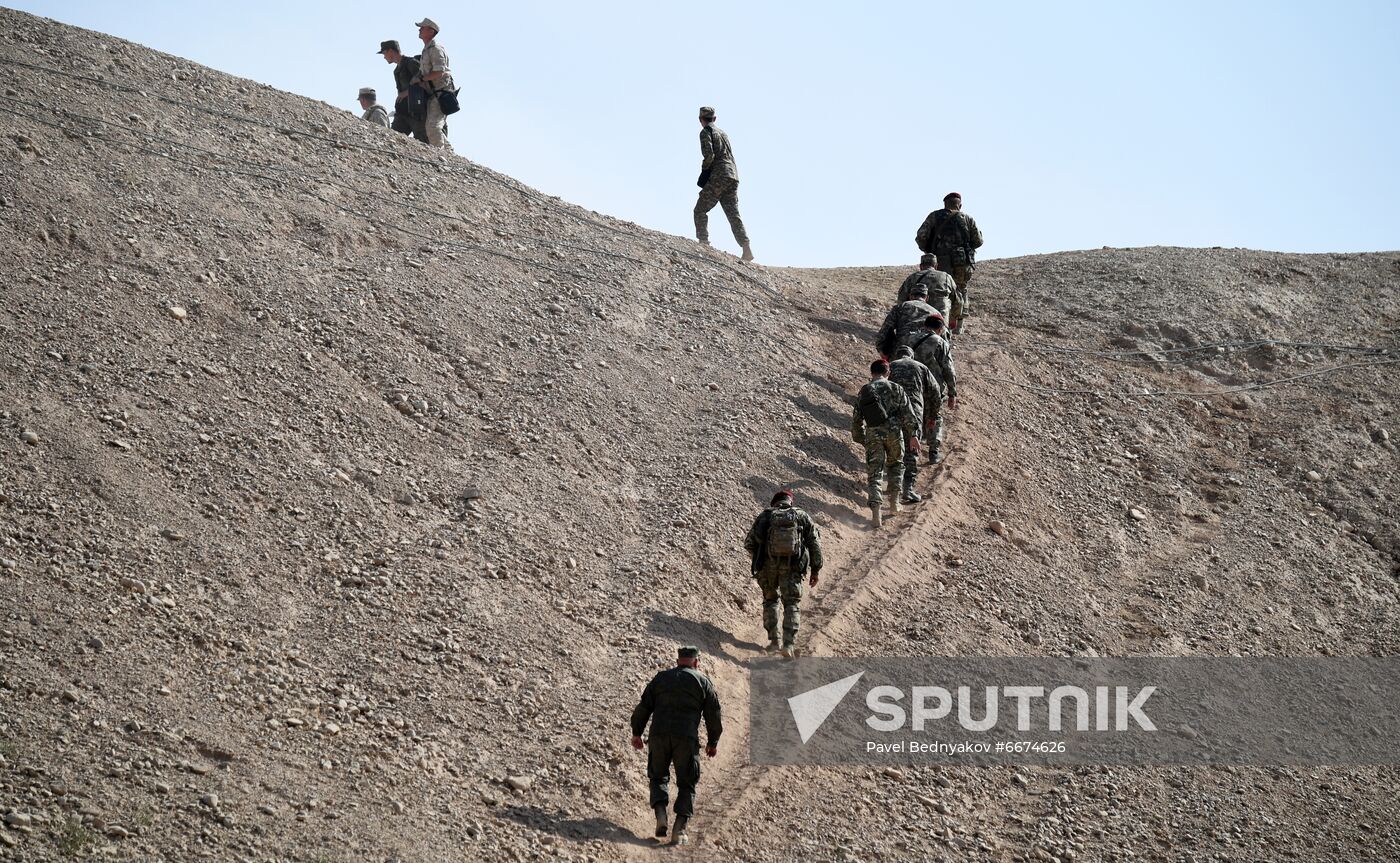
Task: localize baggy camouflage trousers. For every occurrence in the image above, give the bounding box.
[754,560,806,645]
[863,424,905,507]
[694,177,749,246]
[937,263,974,326]
[902,406,925,491]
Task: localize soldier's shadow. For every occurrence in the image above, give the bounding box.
[790,393,848,432]
[499,805,653,847]
[810,315,878,343]
[647,610,767,656]
[742,470,867,533]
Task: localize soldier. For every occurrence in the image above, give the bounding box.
[630,645,722,846]
[876,282,938,358]
[694,106,753,262]
[851,359,919,527]
[897,253,959,323]
[888,346,941,504]
[911,313,959,464]
[377,40,428,143]
[356,88,390,128]
[915,192,984,332]
[413,18,454,149]
[744,489,823,657]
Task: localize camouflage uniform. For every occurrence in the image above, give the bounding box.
[419,38,454,149]
[850,379,917,508]
[888,350,942,495]
[897,268,958,321]
[911,329,958,458]
[361,104,391,128]
[876,299,938,357]
[916,208,984,326]
[744,502,823,648]
[694,125,749,246]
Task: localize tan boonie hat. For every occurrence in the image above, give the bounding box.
[415,17,440,32]
[357,87,376,100]
[698,106,716,120]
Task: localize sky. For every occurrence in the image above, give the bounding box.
[12,1,1400,267]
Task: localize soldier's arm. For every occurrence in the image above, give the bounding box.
[850,400,865,444]
[941,350,958,400]
[896,388,917,436]
[916,213,935,253]
[700,128,716,169]
[923,369,942,423]
[804,517,823,571]
[969,216,984,249]
[702,679,723,748]
[629,678,656,737]
[876,306,900,352]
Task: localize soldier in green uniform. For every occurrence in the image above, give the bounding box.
[915,192,984,332]
[630,645,723,846]
[356,88,390,128]
[377,40,428,142]
[910,313,958,464]
[694,106,753,262]
[744,489,823,657]
[897,253,958,324]
[876,282,939,358]
[851,359,919,527]
[888,346,941,504]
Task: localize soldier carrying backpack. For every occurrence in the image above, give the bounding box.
[744,489,824,657]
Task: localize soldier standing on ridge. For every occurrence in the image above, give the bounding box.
[694,106,754,262]
[851,359,918,528]
[916,192,984,332]
[378,40,428,142]
[876,282,939,358]
[356,88,390,128]
[630,645,723,847]
[413,18,454,149]
[744,489,823,658]
[897,253,959,323]
[911,313,958,464]
[888,346,941,504]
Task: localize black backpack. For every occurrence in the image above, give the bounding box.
[857,383,890,426]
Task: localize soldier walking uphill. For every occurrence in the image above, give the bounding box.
[888,346,941,504]
[377,39,428,142]
[694,106,754,262]
[876,281,939,358]
[851,359,919,528]
[898,253,959,325]
[911,313,958,464]
[630,645,722,847]
[356,88,390,128]
[744,490,823,658]
[916,192,984,332]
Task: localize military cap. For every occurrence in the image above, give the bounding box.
[357,87,376,100]
[698,106,717,120]
[770,489,793,505]
[415,17,441,33]
[910,281,929,297]
[944,192,962,201]
[893,345,913,359]
[677,645,700,659]
[377,40,400,54]
[919,253,936,266]
[924,312,946,328]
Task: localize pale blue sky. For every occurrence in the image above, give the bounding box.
[14,1,1400,266]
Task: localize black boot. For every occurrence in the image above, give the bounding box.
[927,448,943,465]
[654,806,668,838]
[670,815,690,845]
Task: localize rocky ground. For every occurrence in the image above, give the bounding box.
[1,7,1396,863]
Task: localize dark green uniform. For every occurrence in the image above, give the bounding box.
[876,299,939,357]
[916,208,984,327]
[851,379,918,508]
[911,329,957,459]
[630,666,723,820]
[888,351,941,495]
[897,267,958,322]
[744,502,824,648]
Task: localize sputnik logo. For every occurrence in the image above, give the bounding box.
[788,671,865,743]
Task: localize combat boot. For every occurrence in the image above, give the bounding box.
[870,506,883,528]
[670,816,690,846]
[654,806,668,838]
[901,489,922,505]
[890,496,903,514]
[765,638,780,653]
[779,643,796,659]
[741,243,754,262]
[927,447,943,465]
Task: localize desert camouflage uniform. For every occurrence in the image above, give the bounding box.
[897,267,958,320]
[888,353,942,493]
[916,209,984,326]
[851,379,917,507]
[419,39,454,149]
[694,125,749,246]
[876,299,939,356]
[744,502,824,647]
[361,104,391,128]
[911,330,958,456]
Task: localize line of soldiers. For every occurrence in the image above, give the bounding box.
[355,17,456,149]
[628,194,983,845]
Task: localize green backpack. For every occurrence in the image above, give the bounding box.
[766,508,804,558]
